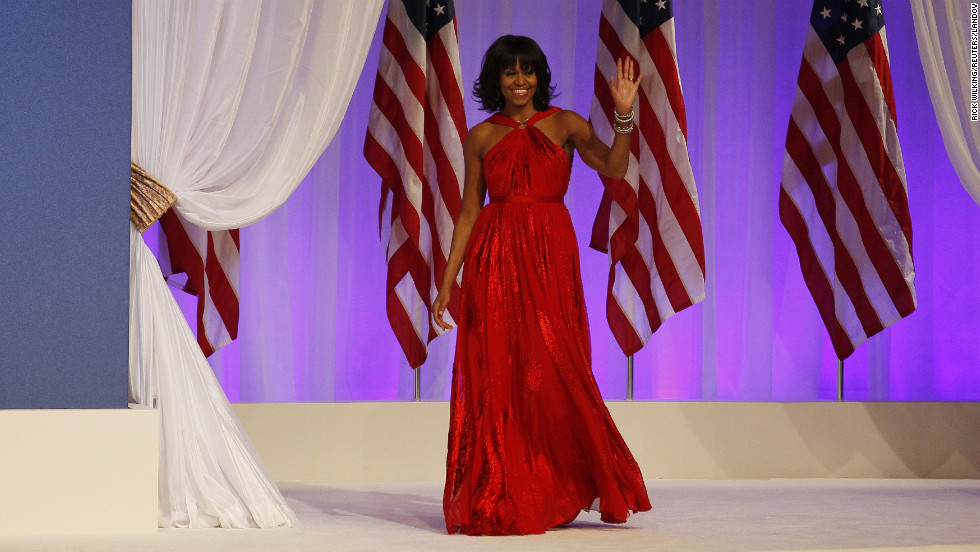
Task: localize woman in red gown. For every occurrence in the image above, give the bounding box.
[433,35,651,536]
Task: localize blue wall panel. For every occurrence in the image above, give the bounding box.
[0,0,131,409]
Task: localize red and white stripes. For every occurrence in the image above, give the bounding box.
[781,22,915,359]
[590,0,705,356]
[364,0,466,368]
[158,209,240,358]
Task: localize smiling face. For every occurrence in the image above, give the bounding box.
[499,60,537,113]
[475,36,553,113]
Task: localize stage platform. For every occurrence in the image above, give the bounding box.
[1,401,976,550]
[233,401,980,480]
[0,407,158,536]
[2,479,977,551]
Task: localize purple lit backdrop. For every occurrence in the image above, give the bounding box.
[150,0,980,402]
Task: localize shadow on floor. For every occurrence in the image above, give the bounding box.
[279,483,644,536]
[281,484,446,533]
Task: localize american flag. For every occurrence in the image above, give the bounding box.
[781,0,915,359]
[364,0,466,368]
[158,209,240,358]
[589,0,705,356]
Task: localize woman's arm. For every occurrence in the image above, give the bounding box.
[567,58,642,179]
[432,124,489,330]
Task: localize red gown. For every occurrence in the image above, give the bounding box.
[444,107,651,535]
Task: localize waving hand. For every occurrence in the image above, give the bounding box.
[609,57,642,115]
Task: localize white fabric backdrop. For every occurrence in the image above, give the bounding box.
[177,0,980,403]
[910,0,980,206]
[131,0,382,527]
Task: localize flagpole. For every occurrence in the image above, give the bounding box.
[627,354,634,401]
[836,358,844,401]
[414,367,421,402]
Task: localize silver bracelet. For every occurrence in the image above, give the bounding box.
[614,108,634,123]
[613,120,634,134]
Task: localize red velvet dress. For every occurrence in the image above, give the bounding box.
[444,107,651,535]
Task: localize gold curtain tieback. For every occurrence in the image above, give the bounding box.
[130,162,177,232]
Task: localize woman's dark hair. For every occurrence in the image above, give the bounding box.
[473,35,556,113]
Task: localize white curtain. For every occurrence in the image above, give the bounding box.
[910,0,980,206]
[130,0,382,527]
[197,0,980,403]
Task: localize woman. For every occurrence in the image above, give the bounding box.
[432,35,651,536]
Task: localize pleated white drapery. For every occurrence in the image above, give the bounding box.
[130,0,382,527]
[910,0,980,206]
[199,0,980,403]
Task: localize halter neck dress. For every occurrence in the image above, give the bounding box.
[443,107,651,535]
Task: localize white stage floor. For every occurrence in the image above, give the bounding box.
[2,479,977,551]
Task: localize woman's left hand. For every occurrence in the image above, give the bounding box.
[609,57,642,116]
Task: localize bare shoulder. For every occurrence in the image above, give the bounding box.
[465,120,498,157]
[556,109,591,140]
[557,108,587,125]
[466,120,496,143]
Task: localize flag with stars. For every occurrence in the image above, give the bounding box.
[364,0,466,368]
[780,0,915,359]
[589,0,705,356]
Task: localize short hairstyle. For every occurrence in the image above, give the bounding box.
[473,35,556,113]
